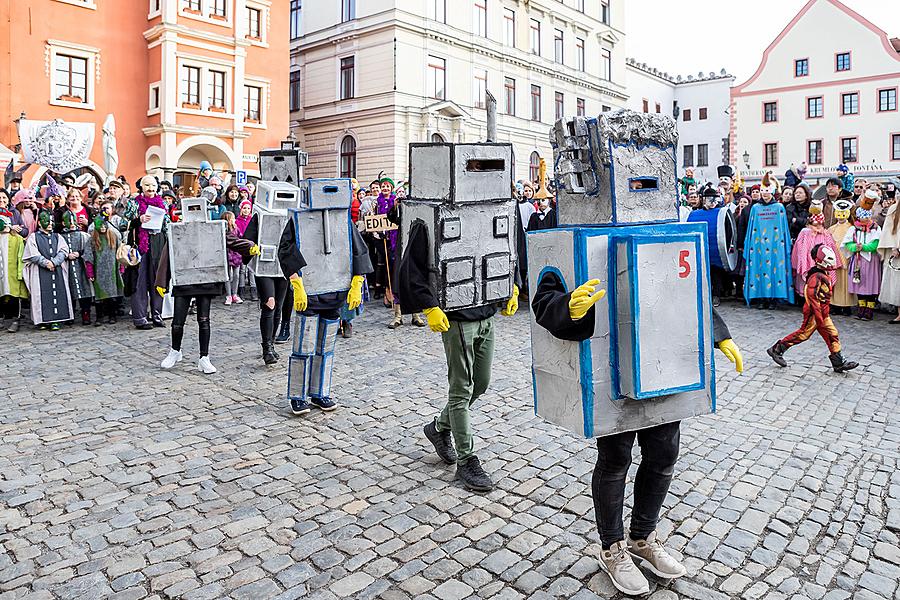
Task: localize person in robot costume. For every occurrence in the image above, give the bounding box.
[278,213,372,415]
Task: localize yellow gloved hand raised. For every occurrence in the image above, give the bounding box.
[501,285,519,316]
[249,245,261,256]
[716,338,744,374]
[568,278,606,321]
[423,306,450,333]
[290,276,308,312]
[347,275,364,310]
[156,286,166,298]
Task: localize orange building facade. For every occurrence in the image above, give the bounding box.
[0,0,288,191]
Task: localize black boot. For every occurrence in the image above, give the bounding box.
[262,342,277,365]
[275,321,290,344]
[249,287,258,302]
[456,455,493,492]
[829,352,859,373]
[767,341,789,367]
[424,421,457,464]
[341,320,352,338]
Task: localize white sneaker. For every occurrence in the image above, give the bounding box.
[198,356,217,374]
[599,541,650,596]
[160,349,183,369]
[224,296,232,306]
[233,295,243,304]
[627,531,687,579]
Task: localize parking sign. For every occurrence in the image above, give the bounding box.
[236,170,247,185]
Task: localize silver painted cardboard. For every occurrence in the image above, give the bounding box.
[168,220,228,287]
[260,148,308,184]
[256,181,303,213]
[400,199,516,311]
[289,206,352,296]
[250,205,289,278]
[409,143,513,204]
[180,197,209,223]
[527,223,715,439]
[300,178,353,211]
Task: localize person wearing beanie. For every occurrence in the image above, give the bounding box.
[835,164,854,195]
[743,173,793,308]
[0,195,29,333]
[198,161,213,191]
[842,207,882,320]
[13,189,38,236]
[22,210,74,331]
[60,210,95,325]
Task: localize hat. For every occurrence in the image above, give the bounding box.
[74,173,93,188]
[856,207,872,220]
[12,189,35,206]
[837,164,849,173]
[108,179,124,191]
[833,199,854,212]
[379,176,395,188]
[717,165,735,180]
[199,161,213,173]
[808,213,825,225]
[44,175,65,199]
[239,199,252,210]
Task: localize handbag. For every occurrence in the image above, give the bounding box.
[117,243,141,267]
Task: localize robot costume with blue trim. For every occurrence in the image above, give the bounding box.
[527,109,744,596]
[278,178,372,415]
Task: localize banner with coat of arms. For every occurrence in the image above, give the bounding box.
[18,119,95,173]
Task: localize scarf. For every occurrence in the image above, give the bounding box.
[136,194,166,254]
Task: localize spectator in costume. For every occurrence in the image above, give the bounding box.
[23,210,73,331]
[843,207,882,321]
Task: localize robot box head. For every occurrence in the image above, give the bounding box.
[409,143,513,205]
[552,109,679,226]
[180,197,210,223]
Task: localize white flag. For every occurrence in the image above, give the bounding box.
[19,119,95,173]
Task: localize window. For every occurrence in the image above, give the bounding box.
[602,105,611,112]
[879,88,897,112]
[474,69,487,109]
[555,92,564,120]
[150,85,160,111]
[807,140,823,165]
[577,0,585,12]
[210,0,225,18]
[185,0,200,11]
[340,56,355,100]
[245,85,261,122]
[841,137,858,163]
[601,1,609,24]
[247,7,261,39]
[893,134,900,161]
[340,136,356,178]
[576,98,585,117]
[807,96,823,118]
[290,0,302,40]
[530,19,541,55]
[641,99,648,113]
[503,8,515,47]
[699,107,708,120]
[836,52,851,72]
[290,70,302,112]
[427,56,446,100]
[531,85,541,121]
[763,101,777,122]
[683,108,692,121]
[764,143,778,167]
[601,49,611,81]
[795,58,808,77]
[431,133,445,143]
[208,70,225,109]
[433,0,446,23]
[150,0,161,14]
[54,54,88,103]
[341,0,355,22]
[697,144,708,167]
[655,103,660,114]
[683,145,693,168]
[841,92,859,115]
[504,77,516,116]
[181,65,201,106]
[554,29,564,64]
[474,1,487,37]
[576,38,585,71]
[529,152,541,182]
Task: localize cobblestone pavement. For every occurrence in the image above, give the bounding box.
[1,299,899,600]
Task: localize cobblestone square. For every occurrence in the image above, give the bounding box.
[1,302,899,599]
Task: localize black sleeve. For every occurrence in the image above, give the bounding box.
[277,218,307,277]
[397,219,438,313]
[225,230,256,263]
[711,307,731,344]
[532,270,595,341]
[526,212,540,232]
[350,224,374,276]
[387,203,401,226]
[243,213,260,244]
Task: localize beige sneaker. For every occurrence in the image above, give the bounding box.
[598,540,650,596]
[627,531,687,579]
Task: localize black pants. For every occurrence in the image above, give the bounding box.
[256,276,289,343]
[0,297,20,319]
[592,421,681,548]
[171,295,212,356]
[77,297,92,314]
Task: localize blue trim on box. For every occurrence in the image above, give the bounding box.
[606,236,621,400]
[303,178,353,211]
[572,232,595,438]
[289,204,355,295]
[533,266,567,416]
[699,227,718,413]
[627,176,660,193]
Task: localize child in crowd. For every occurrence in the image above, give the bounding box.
[222,211,244,305]
[61,210,94,325]
[235,199,256,301]
[84,215,124,325]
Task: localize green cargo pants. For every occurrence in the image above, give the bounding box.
[435,317,495,464]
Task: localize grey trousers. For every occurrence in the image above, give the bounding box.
[131,255,163,325]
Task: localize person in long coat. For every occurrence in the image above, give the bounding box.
[877,202,900,323]
[23,210,73,330]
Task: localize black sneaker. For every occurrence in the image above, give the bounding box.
[424,421,457,464]
[275,322,291,344]
[310,396,337,411]
[290,398,312,415]
[456,455,493,492]
[152,317,165,328]
[135,322,153,330]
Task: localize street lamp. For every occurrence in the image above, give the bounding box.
[742,150,750,170]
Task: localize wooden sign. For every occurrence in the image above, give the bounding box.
[364,213,398,233]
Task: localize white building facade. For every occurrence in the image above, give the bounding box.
[289,0,627,184]
[731,0,900,184]
[626,60,735,184]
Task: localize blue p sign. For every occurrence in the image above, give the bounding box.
[236,170,247,185]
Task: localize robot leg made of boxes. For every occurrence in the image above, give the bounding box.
[528,110,743,591]
[277,178,371,414]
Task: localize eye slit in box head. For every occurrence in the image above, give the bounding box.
[322,185,339,193]
[465,159,505,172]
[628,177,659,192]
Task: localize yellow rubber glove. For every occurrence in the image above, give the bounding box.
[156,286,166,298]
[501,285,519,316]
[423,306,450,333]
[568,278,606,321]
[347,275,364,310]
[716,338,744,374]
[249,245,261,256]
[290,276,308,312]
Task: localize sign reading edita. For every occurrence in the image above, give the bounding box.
[364,214,398,233]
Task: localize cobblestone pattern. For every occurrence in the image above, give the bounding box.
[1,301,899,599]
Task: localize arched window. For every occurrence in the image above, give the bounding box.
[529,151,541,182]
[431,132,445,143]
[339,135,356,178]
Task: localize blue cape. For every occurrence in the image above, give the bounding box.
[743,202,793,303]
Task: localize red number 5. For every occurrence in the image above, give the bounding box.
[678,250,691,279]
